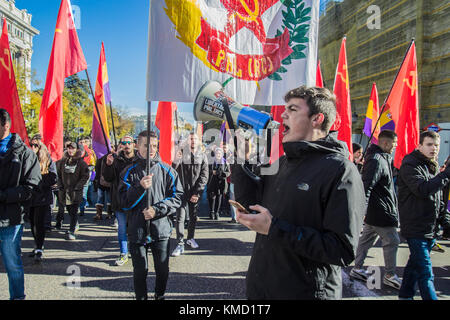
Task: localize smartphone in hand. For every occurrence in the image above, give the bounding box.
[229,200,252,214]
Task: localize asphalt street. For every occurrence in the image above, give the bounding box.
[1,201,449,300]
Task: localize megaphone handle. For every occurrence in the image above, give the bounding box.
[222,98,263,191]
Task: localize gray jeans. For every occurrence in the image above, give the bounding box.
[175,199,199,244]
[354,223,400,275]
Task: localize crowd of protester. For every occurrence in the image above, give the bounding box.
[1,84,449,301]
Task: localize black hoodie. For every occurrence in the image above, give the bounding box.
[0,134,41,227]
[233,133,365,300]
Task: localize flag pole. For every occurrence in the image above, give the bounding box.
[85,69,111,154]
[108,102,118,150]
[145,100,152,236]
[175,109,185,187]
[362,39,415,159]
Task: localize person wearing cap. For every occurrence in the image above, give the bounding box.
[55,142,90,240]
[103,134,137,266]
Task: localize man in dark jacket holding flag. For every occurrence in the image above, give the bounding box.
[0,109,41,300]
[233,87,365,300]
[119,130,183,300]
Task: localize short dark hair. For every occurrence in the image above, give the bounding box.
[352,143,363,153]
[31,134,42,141]
[137,130,157,144]
[378,130,397,141]
[284,86,337,132]
[420,131,440,144]
[0,109,11,127]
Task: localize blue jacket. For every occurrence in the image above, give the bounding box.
[119,154,183,243]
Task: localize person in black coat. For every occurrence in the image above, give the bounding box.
[437,156,450,240]
[0,109,41,300]
[232,87,365,300]
[398,131,450,300]
[350,130,402,289]
[56,143,90,240]
[29,140,57,262]
[207,147,231,220]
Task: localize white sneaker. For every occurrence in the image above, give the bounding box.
[349,268,369,282]
[171,244,185,257]
[383,274,402,290]
[186,239,199,249]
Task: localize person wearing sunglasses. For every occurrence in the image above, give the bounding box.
[28,139,57,262]
[102,135,136,266]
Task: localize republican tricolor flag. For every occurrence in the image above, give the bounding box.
[92,42,112,159]
[363,83,380,144]
[39,0,87,161]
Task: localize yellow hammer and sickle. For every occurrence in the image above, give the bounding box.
[337,65,349,89]
[230,0,260,24]
[0,48,12,80]
[403,71,417,96]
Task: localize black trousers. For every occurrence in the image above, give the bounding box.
[29,205,50,250]
[129,239,170,300]
[66,204,79,233]
[207,192,223,214]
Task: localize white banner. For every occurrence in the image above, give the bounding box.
[146,0,319,106]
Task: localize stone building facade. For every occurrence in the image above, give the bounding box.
[318,0,450,132]
[0,0,39,90]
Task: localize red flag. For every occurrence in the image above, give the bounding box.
[39,0,87,161]
[0,19,29,145]
[316,60,324,88]
[155,102,177,165]
[331,37,353,160]
[270,105,285,163]
[385,41,419,168]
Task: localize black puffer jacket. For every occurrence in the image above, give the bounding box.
[102,151,136,211]
[118,154,183,243]
[0,134,41,227]
[361,144,399,227]
[233,133,365,300]
[172,149,209,200]
[398,150,450,239]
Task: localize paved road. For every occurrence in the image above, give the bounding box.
[1,206,449,300]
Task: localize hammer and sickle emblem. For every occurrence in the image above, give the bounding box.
[0,48,12,80]
[403,71,417,96]
[235,0,260,23]
[337,64,349,89]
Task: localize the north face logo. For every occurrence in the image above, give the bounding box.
[297,182,310,191]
